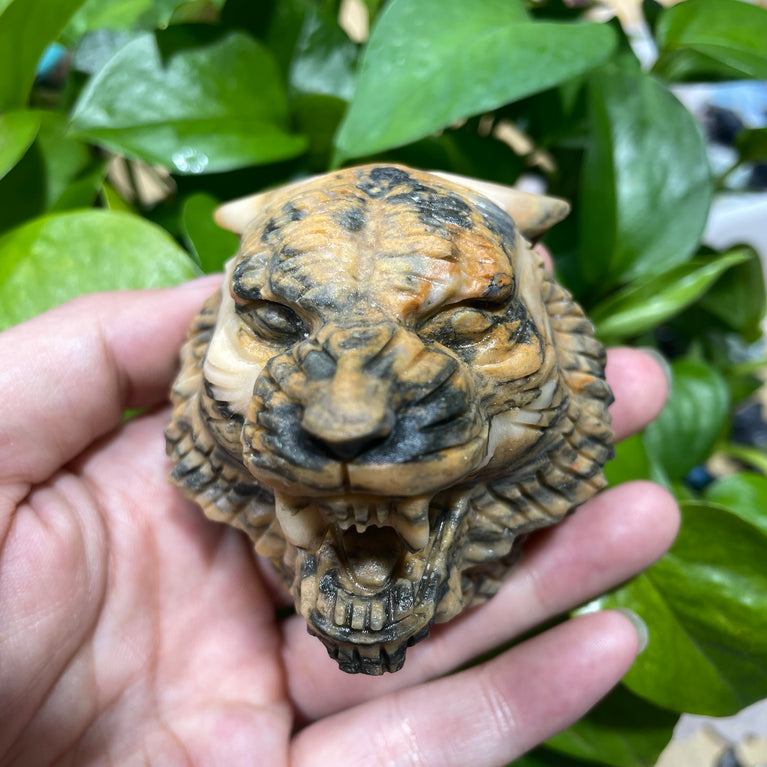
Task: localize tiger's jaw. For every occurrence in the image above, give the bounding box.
[281,491,472,674]
[242,405,488,674]
[220,312,492,671]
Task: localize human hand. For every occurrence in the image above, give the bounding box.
[0,279,677,766]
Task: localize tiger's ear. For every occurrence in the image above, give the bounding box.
[214,167,570,239]
[429,170,570,240]
[214,173,324,235]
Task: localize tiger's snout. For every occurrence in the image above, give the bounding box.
[243,321,488,496]
[299,325,399,461]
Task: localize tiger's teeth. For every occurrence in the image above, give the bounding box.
[391,495,430,551]
[391,514,429,551]
[274,493,328,549]
[397,495,431,524]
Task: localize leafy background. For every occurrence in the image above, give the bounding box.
[1,0,766,763]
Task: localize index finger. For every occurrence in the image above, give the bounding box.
[0,277,221,492]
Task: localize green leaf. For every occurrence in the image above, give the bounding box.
[736,128,767,165]
[643,359,730,480]
[604,433,651,487]
[37,111,104,212]
[0,144,46,237]
[699,247,766,343]
[289,5,358,100]
[70,28,307,174]
[250,0,308,76]
[578,65,712,291]
[359,0,384,19]
[603,501,767,716]
[160,0,222,25]
[592,250,750,341]
[0,111,101,235]
[334,0,615,161]
[70,29,140,75]
[100,182,136,212]
[63,0,224,42]
[64,0,154,40]
[546,684,677,767]
[0,111,41,182]
[654,0,767,82]
[705,473,767,537]
[50,164,108,213]
[0,0,88,108]
[291,93,348,171]
[181,193,239,273]
[0,210,199,330]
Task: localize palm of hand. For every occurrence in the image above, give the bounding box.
[0,282,677,767]
[3,408,292,764]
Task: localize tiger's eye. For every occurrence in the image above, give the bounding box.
[448,308,495,337]
[238,301,307,344]
[420,306,497,348]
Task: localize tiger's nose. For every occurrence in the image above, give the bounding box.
[301,368,394,461]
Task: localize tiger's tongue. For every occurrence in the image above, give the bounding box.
[295,523,430,641]
[341,526,402,588]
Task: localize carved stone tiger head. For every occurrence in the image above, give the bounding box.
[166,164,613,674]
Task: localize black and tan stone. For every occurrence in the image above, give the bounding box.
[165,164,614,674]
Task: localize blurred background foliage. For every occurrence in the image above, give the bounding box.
[1,0,766,763]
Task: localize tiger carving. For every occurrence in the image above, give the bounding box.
[165,164,614,674]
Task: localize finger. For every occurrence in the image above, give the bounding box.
[608,346,668,441]
[282,481,678,720]
[0,277,221,490]
[291,610,641,767]
[532,242,553,271]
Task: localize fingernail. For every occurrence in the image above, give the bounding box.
[613,607,649,654]
[638,347,673,389]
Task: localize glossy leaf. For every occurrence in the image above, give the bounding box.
[592,250,750,341]
[0,111,41,182]
[64,0,154,39]
[0,111,102,235]
[70,29,307,174]
[252,0,310,76]
[654,0,767,82]
[0,0,88,108]
[578,64,712,290]
[0,144,48,237]
[546,684,677,767]
[643,359,730,480]
[289,5,358,100]
[602,501,767,716]
[37,111,104,211]
[0,210,198,330]
[334,0,615,160]
[291,93,348,171]
[700,247,766,342]
[181,192,239,273]
[705,473,767,537]
[63,0,223,41]
[70,29,140,74]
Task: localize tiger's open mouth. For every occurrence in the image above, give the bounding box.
[281,491,468,674]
